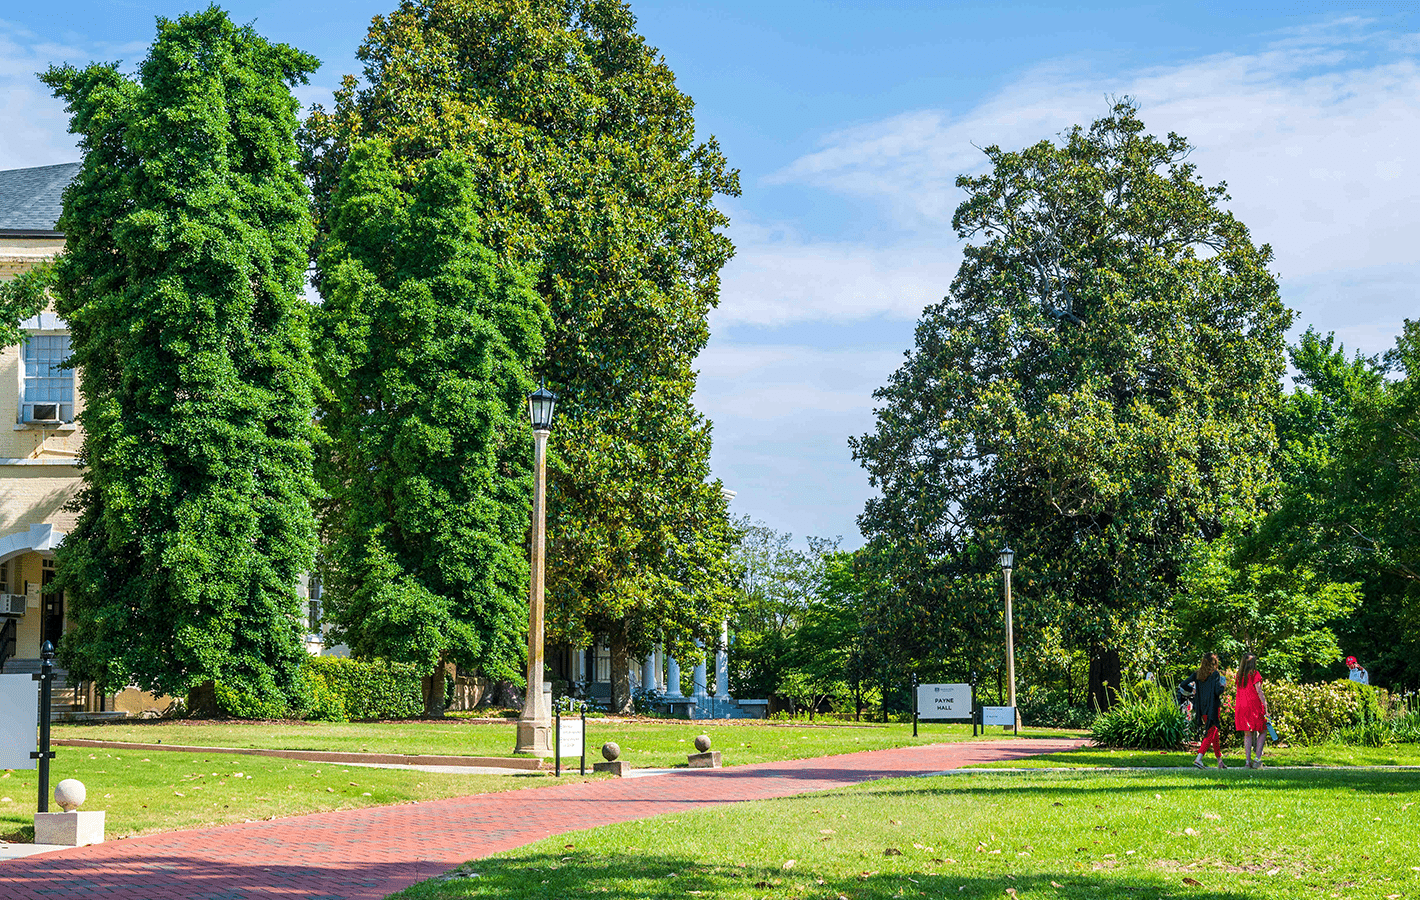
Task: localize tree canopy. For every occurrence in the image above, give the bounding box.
[312,142,549,714]
[852,101,1293,708]
[42,8,321,707]
[298,0,739,711]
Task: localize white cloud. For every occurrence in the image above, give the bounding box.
[696,342,902,545]
[715,219,958,327]
[750,17,1420,353]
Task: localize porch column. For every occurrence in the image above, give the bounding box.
[641,655,657,693]
[692,642,709,700]
[715,619,730,700]
[665,652,683,698]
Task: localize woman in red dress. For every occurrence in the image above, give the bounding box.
[1234,654,1269,769]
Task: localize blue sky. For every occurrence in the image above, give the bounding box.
[3,2,1418,549]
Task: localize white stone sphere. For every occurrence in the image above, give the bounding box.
[55,778,86,811]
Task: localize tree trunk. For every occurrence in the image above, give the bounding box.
[422,657,452,718]
[187,680,218,718]
[609,634,633,715]
[1088,649,1122,712]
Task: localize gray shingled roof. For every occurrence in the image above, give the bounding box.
[0,162,81,234]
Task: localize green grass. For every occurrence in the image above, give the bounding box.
[0,748,596,843]
[52,719,1082,768]
[392,768,1420,900]
[967,743,1420,769]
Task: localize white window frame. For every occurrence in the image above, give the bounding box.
[18,326,74,425]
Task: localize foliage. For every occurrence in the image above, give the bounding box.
[312,141,548,713]
[212,678,290,721]
[298,0,741,714]
[42,9,321,706]
[1173,527,1360,680]
[1247,324,1420,686]
[0,260,53,348]
[1263,679,1381,746]
[1088,679,1191,749]
[852,100,1292,710]
[299,655,424,721]
[1018,686,1096,729]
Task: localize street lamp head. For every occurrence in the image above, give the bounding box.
[998,546,1014,571]
[528,385,557,432]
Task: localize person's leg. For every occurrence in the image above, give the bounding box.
[1245,732,1257,766]
[1253,730,1266,768]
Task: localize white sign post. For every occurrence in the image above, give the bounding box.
[916,683,972,720]
[0,674,36,770]
[982,705,1018,733]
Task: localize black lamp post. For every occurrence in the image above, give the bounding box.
[516,385,557,756]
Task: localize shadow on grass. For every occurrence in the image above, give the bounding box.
[391,849,1263,900]
[855,766,1420,797]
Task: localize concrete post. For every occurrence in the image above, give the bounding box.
[515,429,553,756]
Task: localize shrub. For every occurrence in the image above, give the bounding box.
[1089,680,1191,750]
[1337,719,1395,747]
[1264,680,1378,746]
[212,676,287,720]
[299,655,423,720]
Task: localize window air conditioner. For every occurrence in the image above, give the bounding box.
[31,404,60,423]
[1,594,25,616]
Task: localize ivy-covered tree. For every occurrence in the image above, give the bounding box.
[42,9,321,711]
[313,141,548,715]
[852,101,1293,709]
[299,0,739,712]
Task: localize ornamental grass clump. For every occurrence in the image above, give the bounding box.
[1088,680,1190,750]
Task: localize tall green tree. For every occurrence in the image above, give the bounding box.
[852,101,1293,708]
[1249,323,1420,684]
[313,142,549,715]
[42,8,321,709]
[299,0,739,712]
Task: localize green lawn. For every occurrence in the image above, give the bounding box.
[393,767,1420,900]
[968,743,1420,769]
[0,748,596,843]
[52,719,1082,768]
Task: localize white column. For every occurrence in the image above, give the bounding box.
[692,641,709,700]
[641,655,657,693]
[575,646,586,683]
[654,646,665,691]
[715,619,730,700]
[665,653,683,698]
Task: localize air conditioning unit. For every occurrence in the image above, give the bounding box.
[30,404,60,423]
[0,594,25,616]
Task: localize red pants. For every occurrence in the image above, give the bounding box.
[1198,724,1222,757]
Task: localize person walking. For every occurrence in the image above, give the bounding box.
[1234,653,1269,769]
[1189,652,1227,770]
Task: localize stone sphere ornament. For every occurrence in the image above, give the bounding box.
[54,779,86,812]
[694,734,712,753]
[601,741,621,762]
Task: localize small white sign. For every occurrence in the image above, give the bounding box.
[25,582,40,609]
[557,716,584,759]
[982,706,1017,727]
[0,674,36,769]
[917,683,972,719]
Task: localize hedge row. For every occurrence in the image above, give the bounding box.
[211,655,425,721]
[1090,678,1388,749]
[298,655,424,721]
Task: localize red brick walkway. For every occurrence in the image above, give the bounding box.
[1,738,1083,899]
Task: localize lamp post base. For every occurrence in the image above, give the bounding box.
[514,719,554,757]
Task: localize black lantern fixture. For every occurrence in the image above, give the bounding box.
[529,385,557,432]
[998,545,1014,571]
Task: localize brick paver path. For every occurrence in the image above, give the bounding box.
[2,738,1083,899]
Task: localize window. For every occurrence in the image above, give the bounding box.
[0,560,8,594]
[22,334,74,423]
[594,643,611,683]
[306,574,322,634]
